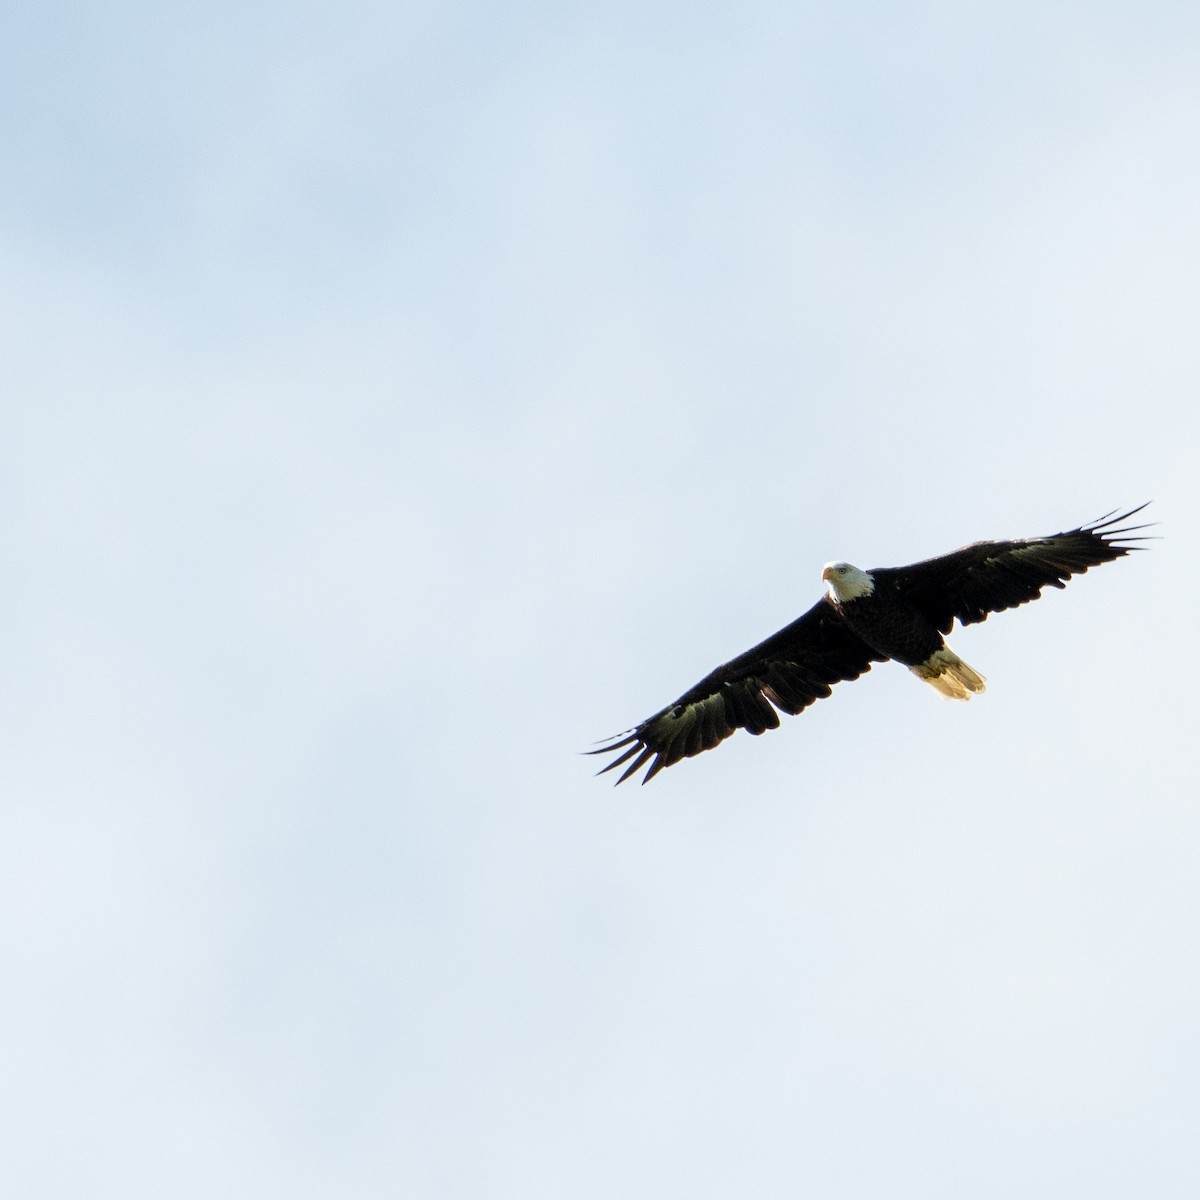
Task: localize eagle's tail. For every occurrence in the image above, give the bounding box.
[910,646,986,700]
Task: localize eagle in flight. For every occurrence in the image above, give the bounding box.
[591,507,1151,785]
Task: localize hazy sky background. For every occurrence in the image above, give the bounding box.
[3,2,1199,1196]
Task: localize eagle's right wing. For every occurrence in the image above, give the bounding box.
[875,506,1152,634]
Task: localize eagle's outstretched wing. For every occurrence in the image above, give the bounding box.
[589,597,884,785]
[874,505,1153,634]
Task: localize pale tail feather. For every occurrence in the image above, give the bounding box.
[910,646,986,700]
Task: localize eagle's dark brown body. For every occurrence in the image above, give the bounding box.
[833,573,944,667]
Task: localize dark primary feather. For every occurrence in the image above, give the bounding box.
[588,597,883,785]
[875,505,1153,634]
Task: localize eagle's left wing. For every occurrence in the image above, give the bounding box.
[874,505,1152,634]
[590,596,884,785]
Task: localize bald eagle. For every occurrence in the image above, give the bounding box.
[591,507,1151,785]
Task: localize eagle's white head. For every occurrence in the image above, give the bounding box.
[822,561,875,603]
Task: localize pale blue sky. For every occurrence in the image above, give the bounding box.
[2,2,1199,1197]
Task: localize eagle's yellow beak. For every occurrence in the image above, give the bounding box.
[821,565,835,582]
